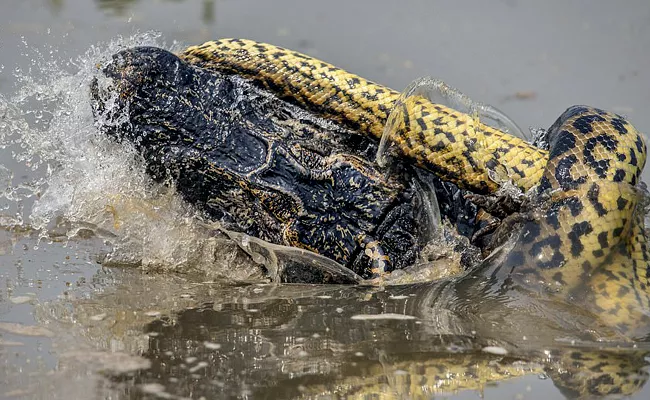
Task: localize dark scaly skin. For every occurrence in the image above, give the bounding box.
[91,41,650,397]
[180,39,650,337]
[91,47,471,280]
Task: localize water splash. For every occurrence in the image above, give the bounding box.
[0,33,371,283]
[376,77,528,172]
[0,32,270,280]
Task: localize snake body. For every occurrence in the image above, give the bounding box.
[180,39,650,336]
[181,39,549,193]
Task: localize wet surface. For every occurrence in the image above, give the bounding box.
[2,1,650,399]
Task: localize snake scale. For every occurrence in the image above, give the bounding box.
[180,38,650,337]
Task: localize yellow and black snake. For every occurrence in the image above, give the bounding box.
[180,38,650,337]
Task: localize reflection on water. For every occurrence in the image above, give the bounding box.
[33,271,650,399]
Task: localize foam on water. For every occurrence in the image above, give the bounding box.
[0,32,265,281]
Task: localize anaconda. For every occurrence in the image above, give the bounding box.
[91,41,649,337]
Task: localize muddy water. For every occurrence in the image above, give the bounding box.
[1,1,650,399]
